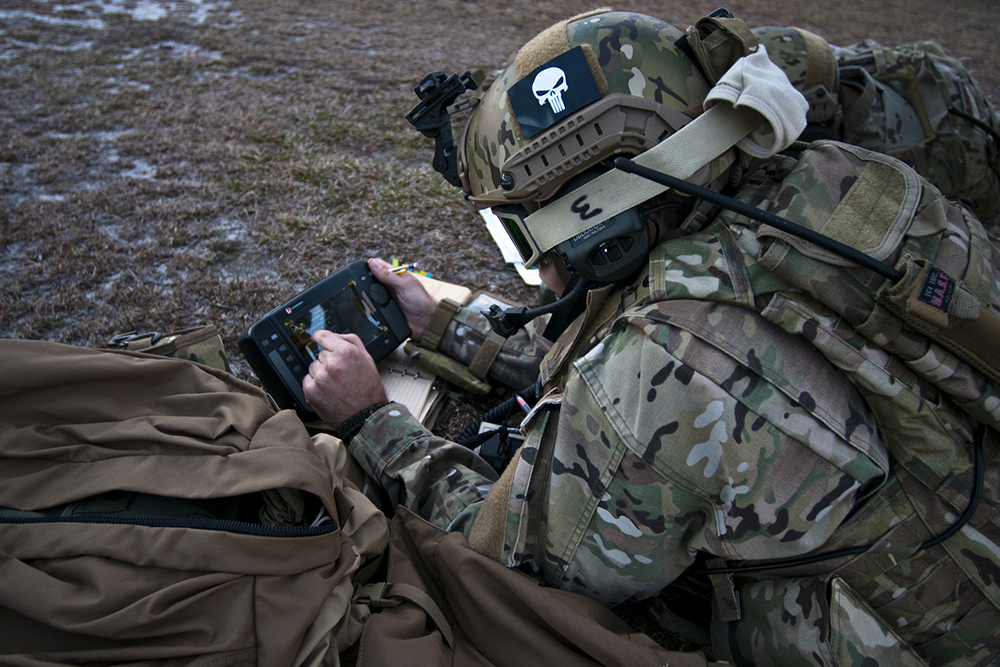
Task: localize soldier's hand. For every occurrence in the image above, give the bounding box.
[302,329,388,429]
[367,257,437,343]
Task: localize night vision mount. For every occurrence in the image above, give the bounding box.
[406,71,478,189]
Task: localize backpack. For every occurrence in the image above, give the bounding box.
[835,39,1000,231]
[0,339,727,666]
[755,27,1000,233]
[0,340,389,665]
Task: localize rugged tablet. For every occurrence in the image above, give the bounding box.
[238,260,411,416]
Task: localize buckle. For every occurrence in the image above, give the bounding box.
[107,331,163,349]
[352,582,404,610]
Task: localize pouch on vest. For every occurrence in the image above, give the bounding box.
[713,575,931,667]
[754,141,1000,431]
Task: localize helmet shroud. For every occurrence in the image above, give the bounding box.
[459,10,713,210]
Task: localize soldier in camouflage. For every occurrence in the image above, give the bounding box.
[303,9,1000,667]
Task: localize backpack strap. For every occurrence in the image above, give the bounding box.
[353,581,455,648]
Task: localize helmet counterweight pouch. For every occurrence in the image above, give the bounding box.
[683,14,760,85]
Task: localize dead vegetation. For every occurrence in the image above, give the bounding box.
[2,0,998,387]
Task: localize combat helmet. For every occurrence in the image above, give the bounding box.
[460,10,716,207]
[409,9,807,283]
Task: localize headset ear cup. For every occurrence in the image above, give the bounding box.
[555,207,650,284]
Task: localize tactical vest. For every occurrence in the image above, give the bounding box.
[547,140,1000,666]
[708,141,999,667]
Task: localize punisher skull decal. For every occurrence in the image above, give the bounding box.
[533,67,568,113]
[508,46,601,137]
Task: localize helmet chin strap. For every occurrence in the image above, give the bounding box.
[483,275,592,340]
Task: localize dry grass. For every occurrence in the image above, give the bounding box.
[2,0,998,386]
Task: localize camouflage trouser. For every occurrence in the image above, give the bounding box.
[711,429,1000,667]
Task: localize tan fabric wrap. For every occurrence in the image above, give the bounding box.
[467,448,521,559]
[795,27,837,93]
[419,297,462,351]
[468,329,506,380]
[524,102,758,253]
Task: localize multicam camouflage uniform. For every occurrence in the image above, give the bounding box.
[107,325,231,372]
[347,8,1000,665]
[349,139,1000,666]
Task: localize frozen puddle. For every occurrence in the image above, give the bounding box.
[0,0,237,32]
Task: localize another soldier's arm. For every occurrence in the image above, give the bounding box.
[435,307,551,389]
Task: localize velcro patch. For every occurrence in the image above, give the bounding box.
[507,46,601,138]
[919,265,955,312]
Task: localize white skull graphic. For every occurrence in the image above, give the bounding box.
[532,67,569,114]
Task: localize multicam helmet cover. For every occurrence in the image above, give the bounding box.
[458,10,713,209]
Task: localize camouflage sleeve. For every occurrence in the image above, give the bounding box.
[348,402,498,532]
[436,308,552,389]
